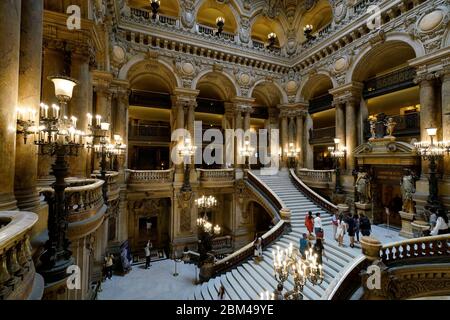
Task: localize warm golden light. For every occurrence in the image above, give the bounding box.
[48,76,78,101]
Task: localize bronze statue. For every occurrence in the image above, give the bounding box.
[355,168,371,204]
[384,117,397,137]
[400,169,416,213]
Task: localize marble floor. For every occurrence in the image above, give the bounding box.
[98,225,405,300]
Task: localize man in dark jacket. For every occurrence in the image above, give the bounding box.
[359,213,372,236]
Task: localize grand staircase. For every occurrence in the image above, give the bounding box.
[190,170,361,300]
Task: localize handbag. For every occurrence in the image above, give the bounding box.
[316,228,324,239]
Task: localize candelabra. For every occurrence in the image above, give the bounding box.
[85,114,126,201]
[150,0,160,19]
[286,143,300,169]
[328,138,347,194]
[178,136,197,192]
[240,138,255,170]
[267,32,277,49]
[414,128,450,211]
[304,24,316,41]
[216,17,225,36]
[263,243,323,300]
[16,107,37,144]
[35,75,82,283]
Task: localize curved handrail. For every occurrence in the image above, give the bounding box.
[212,220,286,275]
[247,171,285,211]
[0,211,38,252]
[290,169,337,214]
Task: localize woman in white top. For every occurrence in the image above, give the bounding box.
[336,216,347,247]
[430,210,450,236]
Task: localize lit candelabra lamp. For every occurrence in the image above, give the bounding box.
[414,128,450,211]
[35,73,83,283]
[16,107,37,144]
[270,243,324,300]
[303,24,316,41]
[328,138,346,194]
[286,143,300,168]
[267,32,277,49]
[195,195,219,233]
[178,136,197,192]
[240,138,255,169]
[86,114,126,201]
[150,0,160,19]
[216,16,225,36]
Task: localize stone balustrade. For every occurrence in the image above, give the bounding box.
[197,169,234,182]
[65,179,105,223]
[126,169,174,184]
[297,169,334,183]
[211,235,233,255]
[91,171,120,200]
[0,211,40,300]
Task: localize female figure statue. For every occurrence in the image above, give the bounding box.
[355,169,371,204]
[400,169,416,213]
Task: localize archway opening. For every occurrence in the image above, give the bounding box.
[197,0,238,35]
[127,61,177,170]
[302,74,334,170]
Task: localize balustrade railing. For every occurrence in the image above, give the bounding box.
[297,169,334,183]
[65,179,105,222]
[197,169,234,182]
[212,220,287,275]
[126,169,174,184]
[379,234,450,264]
[310,126,336,143]
[0,211,38,300]
[363,112,420,139]
[129,124,171,141]
[129,7,178,26]
[197,24,236,42]
[91,171,120,197]
[290,169,338,214]
[211,236,233,252]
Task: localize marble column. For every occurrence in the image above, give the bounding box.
[345,99,357,171]
[296,113,304,168]
[69,51,92,177]
[418,78,440,174]
[335,101,346,170]
[441,71,450,177]
[0,0,21,210]
[14,0,43,211]
[114,84,129,182]
[223,103,234,167]
[280,112,289,169]
[171,95,185,175]
[38,44,65,185]
[244,108,251,132]
[234,108,243,169]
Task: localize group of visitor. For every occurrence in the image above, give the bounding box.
[332,212,371,248]
[430,209,450,235]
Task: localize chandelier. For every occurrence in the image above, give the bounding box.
[262,243,324,300]
[267,32,277,49]
[216,16,225,36]
[414,128,450,210]
[178,135,197,192]
[195,195,220,235]
[328,138,346,159]
[150,0,160,19]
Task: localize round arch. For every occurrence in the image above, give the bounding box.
[118,55,182,93]
[296,0,333,43]
[347,34,426,83]
[249,80,288,105]
[195,0,239,33]
[250,15,288,47]
[297,71,336,102]
[192,69,239,100]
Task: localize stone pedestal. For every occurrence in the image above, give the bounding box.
[279,207,291,223]
[360,236,382,261]
[399,211,415,238]
[355,202,372,221]
[411,220,430,238]
[337,204,350,216]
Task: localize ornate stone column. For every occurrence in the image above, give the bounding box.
[14,0,43,211]
[280,109,289,169]
[69,50,93,177]
[0,0,21,210]
[244,107,251,132]
[415,75,441,175]
[234,106,244,170]
[38,42,65,185]
[345,98,358,171]
[334,101,346,144]
[113,80,130,183]
[93,71,113,125]
[296,111,304,169]
[440,67,450,177]
[223,102,235,167]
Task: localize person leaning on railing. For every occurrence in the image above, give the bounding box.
[430,209,450,236]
